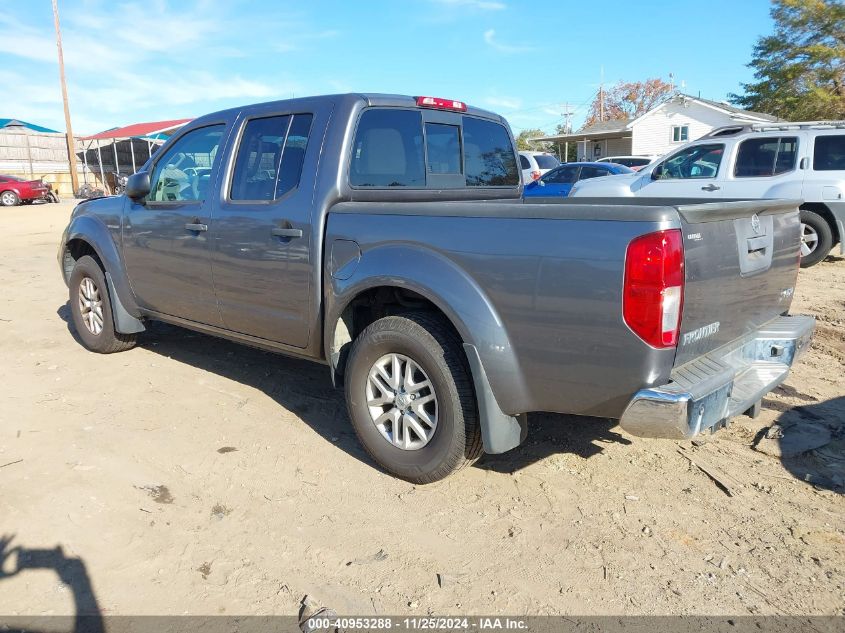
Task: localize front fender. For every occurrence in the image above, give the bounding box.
[61,213,145,333]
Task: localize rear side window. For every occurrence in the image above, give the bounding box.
[350,109,425,187]
[231,113,313,201]
[813,135,845,171]
[519,155,531,170]
[734,137,798,177]
[534,154,559,170]
[463,117,519,186]
[276,114,313,197]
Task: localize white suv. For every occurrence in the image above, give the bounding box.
[570,122,845,267]
[519,151,559,183]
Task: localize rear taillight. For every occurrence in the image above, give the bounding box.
[530,170,541,180]
[415,96,468,112]
[623,229,684,348]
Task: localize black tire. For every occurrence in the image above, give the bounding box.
[799,209,833,268]
[68,255,137,353]
[0,190,20,207]
[344,312,482,483]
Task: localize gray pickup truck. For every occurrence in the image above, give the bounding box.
[58,93,814,483]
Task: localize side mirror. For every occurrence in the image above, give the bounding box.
[651,164,664,180]
[125,172,151,200]
[538,179,545,187]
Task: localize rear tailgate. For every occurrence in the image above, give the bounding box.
[674,199,802,367]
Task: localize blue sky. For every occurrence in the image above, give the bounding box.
[1,0,774,135]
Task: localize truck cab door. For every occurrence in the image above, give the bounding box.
[210,106,325,348]
[122,123,228,325]
[637,143,726,197]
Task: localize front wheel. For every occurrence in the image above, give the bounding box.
[799,210,833,268]
[344,312,482,483]
[68,255,137,353]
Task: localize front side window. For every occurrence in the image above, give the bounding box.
[578,166,610,180]
[542,165,578,184]
[734,136,798,177]
[813,135,845,171]
[230,113,313,201]
[672,125,689,142]
[350,109,425,187]
[656,143,724,180]
[463,116,519,186]
[425,123,461,174]
[148,125,224,203]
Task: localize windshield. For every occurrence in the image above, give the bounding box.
[534,154,560,170]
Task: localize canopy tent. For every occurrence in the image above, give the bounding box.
[78,118,192,193]
[0,118,60,133]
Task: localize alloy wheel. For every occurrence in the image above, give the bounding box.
[77,277,104,335]
[800,222,819,258]
[366,353,438,450]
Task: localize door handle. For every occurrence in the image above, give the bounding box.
[701,184,721,192]
[271,227,303,239]
[185,222,208,232]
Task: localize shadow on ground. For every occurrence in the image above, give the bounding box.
[758,394,845,493]
[0,534,103,633]
[57,308,631,478]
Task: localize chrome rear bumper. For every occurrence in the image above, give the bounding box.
[619,315,815,439]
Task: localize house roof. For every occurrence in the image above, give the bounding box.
[577,118,630,135]
[691,95,780,122]
[0,118,60,133]
[82,118,192,141]
[528,93,779,143]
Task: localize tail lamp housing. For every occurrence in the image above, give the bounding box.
[623,229,685,348]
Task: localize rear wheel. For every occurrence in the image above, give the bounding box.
[69,255,137,353]
[0,191,19,206]
[799,210,833,268]
[344,312,482,483]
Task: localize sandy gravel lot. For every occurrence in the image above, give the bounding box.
[0,200,843,617]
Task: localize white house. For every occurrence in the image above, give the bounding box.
[531,94,780,162]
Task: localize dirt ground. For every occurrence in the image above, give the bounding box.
[0,200,843,617]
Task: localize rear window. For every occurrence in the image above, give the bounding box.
[611,157,651,168]
[350,108,518,188]
[463,117,519,187]
[425,123,462,174]
[813,135,845,171]
[534,154,559,170]
[734,137,798,177]
[350,109,425,187]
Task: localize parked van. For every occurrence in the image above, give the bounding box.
[570,122,845,267]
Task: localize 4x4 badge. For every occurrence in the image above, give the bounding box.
[751,213,761,234]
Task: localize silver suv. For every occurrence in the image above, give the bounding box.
[570,121,845,267]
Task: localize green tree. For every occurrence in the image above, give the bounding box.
[730,0,845,120]
[515,128,553,152]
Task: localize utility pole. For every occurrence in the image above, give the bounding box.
[599,66,605,122]
[52,0,79,194]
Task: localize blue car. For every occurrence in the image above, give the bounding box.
[523,161,634,197]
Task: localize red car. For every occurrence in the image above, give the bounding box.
[0,175,50,206]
